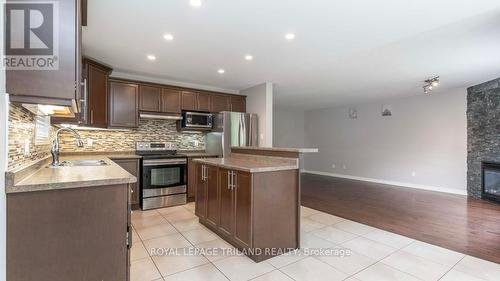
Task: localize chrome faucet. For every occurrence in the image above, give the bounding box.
[51,128,84,166]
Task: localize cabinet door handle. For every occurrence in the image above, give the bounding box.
[231,171,234,190]
[90,109,94,124]
[227,171,231,190]
[233,172,237,190]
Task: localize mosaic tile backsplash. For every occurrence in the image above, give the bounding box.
[8,103,54,170]
[57,119,205,152]
[7,103,205,171]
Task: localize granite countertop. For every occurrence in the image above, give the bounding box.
[193,153,298,173]
[63,150,218,158]
[177,150,219,158]
[6,155,137,194]
[231,146,319,153]
[61,151,142,159]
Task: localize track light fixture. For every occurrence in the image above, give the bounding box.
[423,76,440,94]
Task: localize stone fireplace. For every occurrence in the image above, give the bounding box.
[482,162,500,203]
[467,78,500,201]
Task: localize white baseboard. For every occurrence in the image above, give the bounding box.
[301,170,467,196]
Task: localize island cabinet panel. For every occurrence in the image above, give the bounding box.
[211,94,231,112]
[181,91,197,111]
[7,184,131,281]
[195,163,207,218]
[109,81,139,128]
[251,170,299,261]
[161,88,182,113]
[195,164,299,262]
[234,171,252,248]
[112,158,140,209]
[187,156,218,201]
[218,168,234,237]
[139,85,161,112]
[206,165,219,228]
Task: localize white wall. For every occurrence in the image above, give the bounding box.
[303,89,467,195]
[242,83,273,147]
[273,107,305,148]
[0,0,7,277]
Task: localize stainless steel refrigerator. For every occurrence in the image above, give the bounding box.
[205,111,258,157]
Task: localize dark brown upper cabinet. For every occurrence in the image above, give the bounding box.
[109,81,139,128]
[211,95,231,113]
[161,88,182,113]
[81,0,88,26]
[82,58,111,128]
[230,96,246,112]
[181,90,233,113]
[7,0,82,108]
[139,85,162,112]
[181,91,197,111]
[197,92,211,112]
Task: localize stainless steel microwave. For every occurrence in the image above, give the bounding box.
[181,112,213,129]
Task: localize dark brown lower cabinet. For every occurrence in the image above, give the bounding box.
[234,171,252,248]
[219,168,234,237]
[7,184,131,281]
[195,163,207,218]
[194,163,219,228]
[195,164,300,262]
[206,166,219,228]
[187,156,217,202]
[112,158,140,210]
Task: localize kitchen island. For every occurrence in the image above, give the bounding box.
[193,147,317,262]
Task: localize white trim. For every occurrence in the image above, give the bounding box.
[110,70,241,95]
[302,170,467,196]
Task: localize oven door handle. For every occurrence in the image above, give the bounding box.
[143,159,187,166]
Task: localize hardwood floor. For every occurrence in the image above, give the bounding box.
[301,173,500,264]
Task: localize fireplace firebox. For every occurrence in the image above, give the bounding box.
[482,162,500,203]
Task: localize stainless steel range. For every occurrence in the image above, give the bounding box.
[136,142,187,210]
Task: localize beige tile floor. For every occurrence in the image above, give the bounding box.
[131,203,500,281]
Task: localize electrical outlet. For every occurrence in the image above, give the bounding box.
[24,139,30,156]
[411,171,416,177]
[342,164,347,170]
[260,133,264,141]
[87,138,93,147]
[332,164,336,169]
[193,140,199,146]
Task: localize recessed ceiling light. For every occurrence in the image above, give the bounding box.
[147,55,156,61]
[285,33,295,40]
[217,69,225,74]
[163,33,174,41]
[244,55,253,61]
[190,0,202,7]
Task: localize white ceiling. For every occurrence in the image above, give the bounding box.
[83,0,500,110]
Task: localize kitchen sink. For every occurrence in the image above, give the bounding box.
[48,159,109,167]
